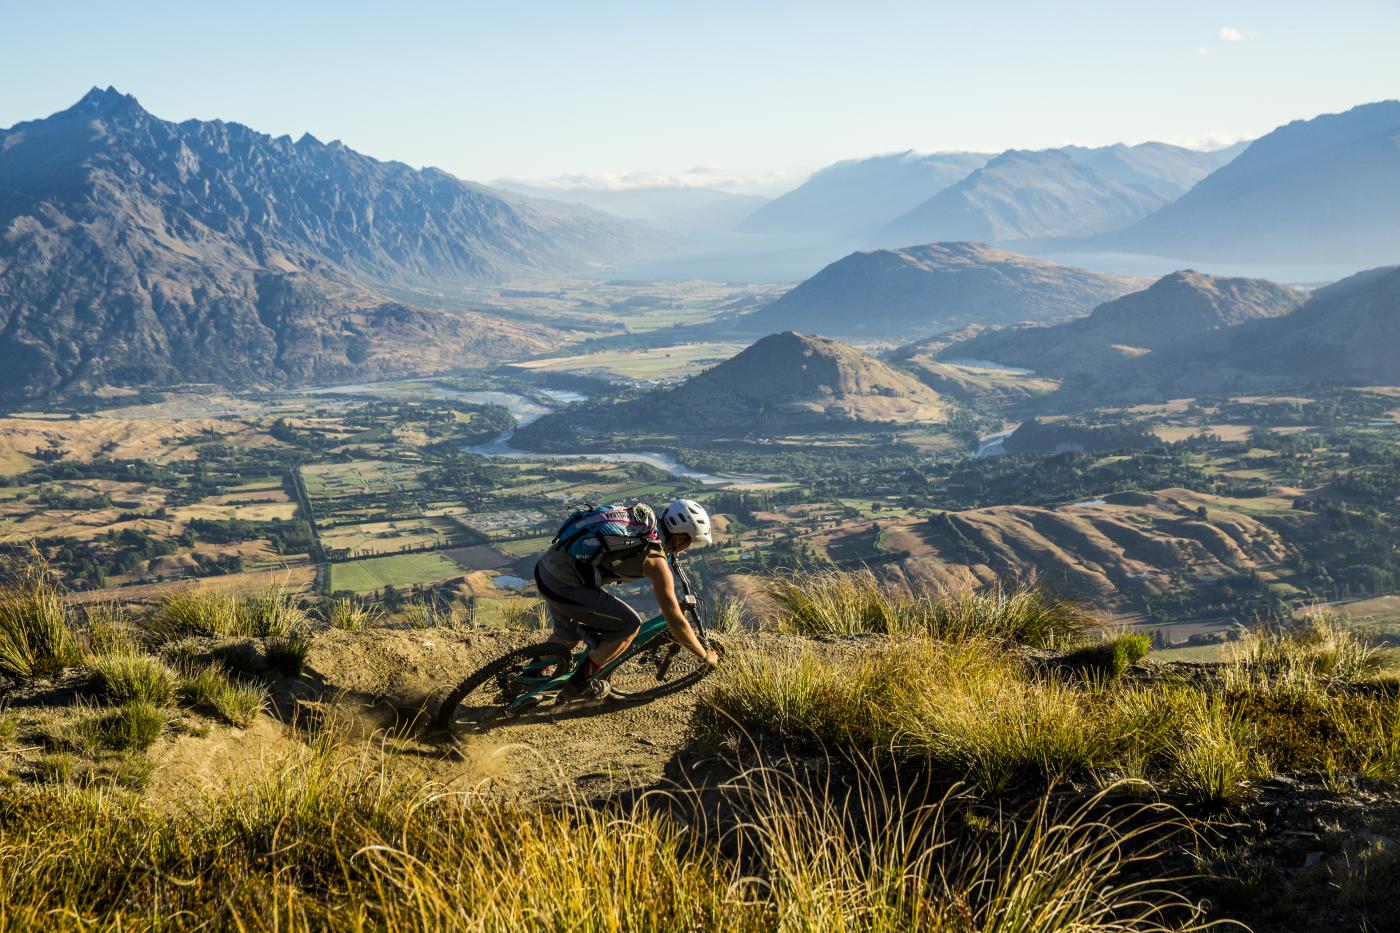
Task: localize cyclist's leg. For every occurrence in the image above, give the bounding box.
[542,598,582,650]
[554,589,643,670]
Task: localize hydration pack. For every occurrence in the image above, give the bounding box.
[551,502,661,585]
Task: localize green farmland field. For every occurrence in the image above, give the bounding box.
[328,551,466,594]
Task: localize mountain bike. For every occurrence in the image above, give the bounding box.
[434,555,721,734]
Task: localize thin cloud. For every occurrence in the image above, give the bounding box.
[493,167,803,195]
[1218,26,1258,41]
[1163,132,1250,151]
[1198,46,1211,56]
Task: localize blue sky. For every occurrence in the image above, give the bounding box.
[4,1,1398,192]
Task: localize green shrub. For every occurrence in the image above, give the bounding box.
[88,701,165,751]
[1059,632,1151,679]
[0,557,81,678]
[177,664,267,727]
[87,651,176,705]
[0,711,16,746]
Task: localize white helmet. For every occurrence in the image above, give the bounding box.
[661,498,712,547]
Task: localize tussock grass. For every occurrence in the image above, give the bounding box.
[1060,632,1152,680]
[81,602,141,655]
[35,752,76,784]
[401,598,455,629]
[87,700,165,752]
[711,597,748,633]
[176,664,267,727]
[765,569,1098,647]
[1169,694,1257,806]
[324,597,383,631]
[704,637,1272,803]
[1224,610,1380,698]
[244,589,309,638]
[264,633,312,675]
[87,650,176,706]
[495,598,547,630]
[142,590,245,641]
[0,738,1215,931]
[703,640,1113,794]
[0,556,80,678]
[142,587,310,643]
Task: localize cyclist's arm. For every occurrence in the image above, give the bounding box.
[642,555,716,664]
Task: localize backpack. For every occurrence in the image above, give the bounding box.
[551,502,661,585]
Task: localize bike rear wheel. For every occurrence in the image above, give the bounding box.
[606,638,723,701]
[436,643,574,734]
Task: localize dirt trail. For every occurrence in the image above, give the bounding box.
[148,627,717,808]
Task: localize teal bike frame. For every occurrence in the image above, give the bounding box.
[507,555,708,710]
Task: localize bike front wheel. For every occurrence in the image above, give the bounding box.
[436,642,574,735]
[606,638,723,701]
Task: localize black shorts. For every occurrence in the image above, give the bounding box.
[535,565,643,645]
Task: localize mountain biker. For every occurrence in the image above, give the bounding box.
[533,498,718,701]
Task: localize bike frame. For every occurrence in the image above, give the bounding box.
[506,554,707,710]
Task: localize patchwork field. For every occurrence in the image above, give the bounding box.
[327,551,467,594]
[300,460,426,499]
[320,516,465,558]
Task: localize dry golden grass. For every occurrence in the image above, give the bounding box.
[0,733,1217,931]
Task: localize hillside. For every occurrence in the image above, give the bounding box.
[1148,264,1400,393]
[1105,100,1400,266]
[935,270,1305,378]
[517,332,948,446]
[742,242,1145,339]
[737,151,990,240]
[875,488,1290,608]
[873,143,1237,247]
[0,88,648,401]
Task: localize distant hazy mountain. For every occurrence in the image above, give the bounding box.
[938,270,1304,377]
[0,88,649,400]
[738,151,991,240]
[495,181,768,236]
[1106,101,1400,266]
[874,143,1239,246]
[742,242,1146,340]
[1061,141,1248,200]
[518,332,947,444]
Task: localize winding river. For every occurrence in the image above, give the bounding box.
[300,378,750,486]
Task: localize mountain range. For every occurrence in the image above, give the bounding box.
[935,270,1305,379]
[873,143,1240,246]
[1099,101,1400,268]
[0,87,650,401]
[741,242,1145,339]
[738,151,991,241]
